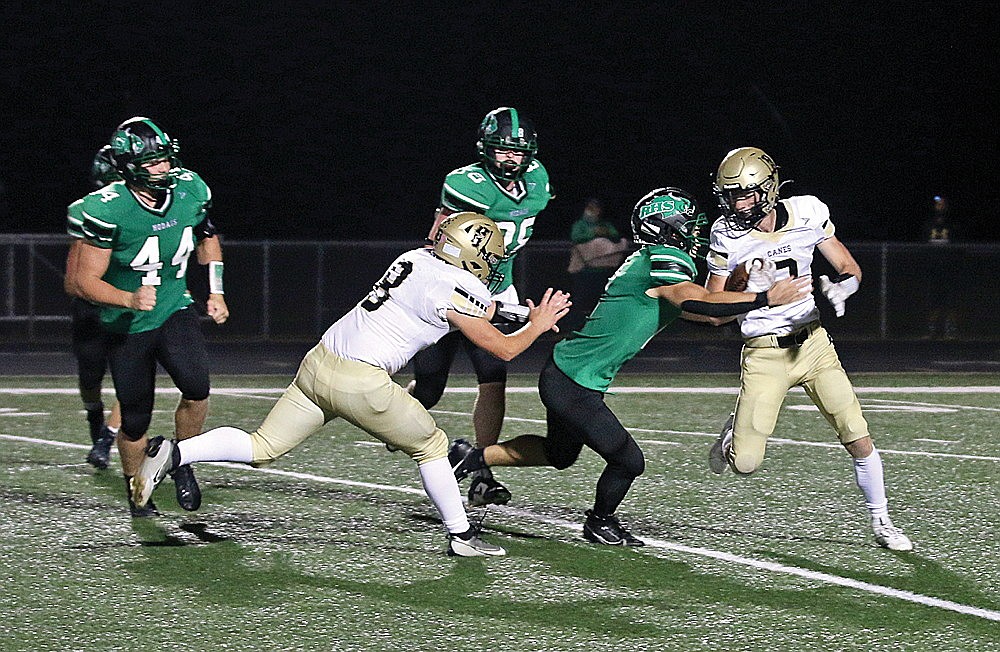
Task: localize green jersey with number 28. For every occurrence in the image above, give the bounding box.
[440,160,551,294]
[66,169,211,334]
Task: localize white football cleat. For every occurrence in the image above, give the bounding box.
[131,436,176,508]
[872,515,913,551]
[447,529,506,557]
[709,414,735,475]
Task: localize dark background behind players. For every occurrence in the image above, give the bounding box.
[0,3,995,242]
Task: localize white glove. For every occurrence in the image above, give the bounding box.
[745,258,777,293]
[818,274,859,317]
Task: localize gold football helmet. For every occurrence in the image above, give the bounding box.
[432,212,505,286]
[713,147,780,230]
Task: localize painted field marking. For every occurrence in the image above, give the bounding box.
[1,431,998,623]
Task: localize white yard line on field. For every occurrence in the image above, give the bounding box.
[430,411,1000,463]
[1,385,999,396]
[1,431,998,623]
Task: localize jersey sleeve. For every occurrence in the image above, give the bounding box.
[433,269,492,322]
[649,245,696,285]
[706,220,732,276]
[73,191,122,249]
[66,200,85,239]
[177,169,213,218]
[440,166,494,212]
[789,195,835,241]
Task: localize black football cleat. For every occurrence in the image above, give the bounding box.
[582,509,645,547]
[171,463,202,511]
[468,475,512,507]
[86,427,115,470]
[448,439,483,481]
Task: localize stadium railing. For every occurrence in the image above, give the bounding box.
[1,235,996,342]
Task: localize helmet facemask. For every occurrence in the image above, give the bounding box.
[476,107,538,182]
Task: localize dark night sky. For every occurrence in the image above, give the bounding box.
[1,2,996,242]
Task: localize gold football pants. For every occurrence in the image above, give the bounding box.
[730,324,868,475]
[249,343,448,466]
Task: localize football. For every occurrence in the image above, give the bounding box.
[724,261,750,292]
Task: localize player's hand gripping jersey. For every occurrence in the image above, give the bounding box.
[440,160,552,294]
[321,248,493,375]
[707,195,832,338]
[554,245,697,392]
[67,170,212,334]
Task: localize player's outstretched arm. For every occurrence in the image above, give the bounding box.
[656,277,811,318]
[449,288,571,361]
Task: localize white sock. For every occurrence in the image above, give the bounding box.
[106,426,119,435]
[177,426,254,465]
[853,448,889,519]
[418,457,470,535]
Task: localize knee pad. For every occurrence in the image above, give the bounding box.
[179,381,210,403]
[731,451,762,476]
[408,427,449,466]
[619,444,645,478]
[410,372,447,409]
[120,411,152,441]
[543,437,580,470]
[469,346,507,385]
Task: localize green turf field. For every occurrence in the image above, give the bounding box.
[1,372,998,651]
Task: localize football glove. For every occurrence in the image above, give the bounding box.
[745,258,777,293]
[818,273,859,317]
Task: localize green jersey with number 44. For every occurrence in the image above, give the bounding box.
[66,169,212,334]
[440,160,551,294]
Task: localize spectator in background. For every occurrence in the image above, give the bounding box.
[922,194,961,339]
[566,198,629,331]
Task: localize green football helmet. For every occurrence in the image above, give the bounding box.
[476,107,538,182]
[110,117,181,190]
[713,146,780,231]
[630,187,709,258]
[90,144,121,189]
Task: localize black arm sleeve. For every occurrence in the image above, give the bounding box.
[193,214,217,241]
[681,292,768,317]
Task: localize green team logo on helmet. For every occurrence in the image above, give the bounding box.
[638,195,693,220]
[631,187,709,258]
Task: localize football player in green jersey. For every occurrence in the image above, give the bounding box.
[66,117,229,517]
[448,188,810,546]
[408,107,553,508]
[63,145,124,470]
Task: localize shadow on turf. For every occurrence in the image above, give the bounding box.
[766,550,1000,616]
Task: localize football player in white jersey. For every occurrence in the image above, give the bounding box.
[130,213,571,557]
[701,147,913,551]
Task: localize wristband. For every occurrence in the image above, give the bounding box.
[493,301,530,324]
[208,261,224,295]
